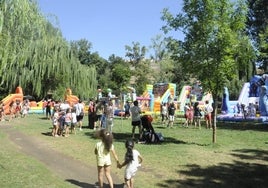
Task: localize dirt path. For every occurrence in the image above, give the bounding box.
[0,125,124,188]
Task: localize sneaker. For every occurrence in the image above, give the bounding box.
[80,128,82,131]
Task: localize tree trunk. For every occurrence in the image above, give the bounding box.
[213,100,218,143]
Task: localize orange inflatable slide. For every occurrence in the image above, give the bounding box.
[1,86,23,114]
[64,88,79,106]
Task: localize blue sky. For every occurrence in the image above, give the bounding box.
[38,0,183,59]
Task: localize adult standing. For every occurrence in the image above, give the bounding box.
[75,99,84,131]
[46,100,52,120]
[130,100,142,140]
[204,100,213,129]
[161,102,168,126]
[95,100,105,130]
[167,102,176,128]
[88,99,95,129]
[188,103,194,127]
[183,103,190,127]
[105,100,114,132]
[124,101,131,119]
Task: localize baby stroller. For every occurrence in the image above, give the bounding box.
[141,115,163,144]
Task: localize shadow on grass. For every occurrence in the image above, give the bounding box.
[217,122,268,132]
[231,149,268,162]
[157,149,268,188]
[41,132,52,136]
[85,131,134,144]
[161,136,210,146]
[38,117,49,120]
[84,131,209,147]
[66,179,124,188]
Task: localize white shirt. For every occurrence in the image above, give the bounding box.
[71,112,77,123]
[75,103,84,115]
[125,149,141,172]
[60,103,70,112]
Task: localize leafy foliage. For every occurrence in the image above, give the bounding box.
[247,0,268,71]
[161,0,255,143]
[162,0,254,98]
[0,0,97,100]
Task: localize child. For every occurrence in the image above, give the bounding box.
[0,101,5,121]
[118,139,143,188]
[21,102,29,118]
[94,129,119,188]
[71,107,77,134]
[58,111,65,137]
[51,108,60,137]
[64,108,72,137]
[193,102,202,129]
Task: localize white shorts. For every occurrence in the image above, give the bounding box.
[169,115,175,122]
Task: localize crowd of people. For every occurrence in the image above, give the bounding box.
[160,100,214,130]
[87,98,115,132]
[1,96,216,187]
[42,99,85,137]
[182,100,214,129]
[160,101,177,128]
[0,99,31,122]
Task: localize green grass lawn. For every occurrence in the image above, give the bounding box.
[1,114,268,188]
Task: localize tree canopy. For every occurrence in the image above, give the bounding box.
[0,0,97,100]
[162,0,255,142]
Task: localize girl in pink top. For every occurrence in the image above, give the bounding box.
[64,108,72,137]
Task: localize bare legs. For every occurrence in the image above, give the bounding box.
[125,178,134,188]
[97,165,114,188]
[132,126,142,140]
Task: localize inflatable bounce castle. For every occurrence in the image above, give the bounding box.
[218,74,268,122]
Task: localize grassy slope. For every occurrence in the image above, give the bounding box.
[1,114,268,188]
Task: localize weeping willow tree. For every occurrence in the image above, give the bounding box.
[0,0,97,100]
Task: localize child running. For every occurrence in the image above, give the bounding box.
[118,139,143,188]
[94,129,119,188]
